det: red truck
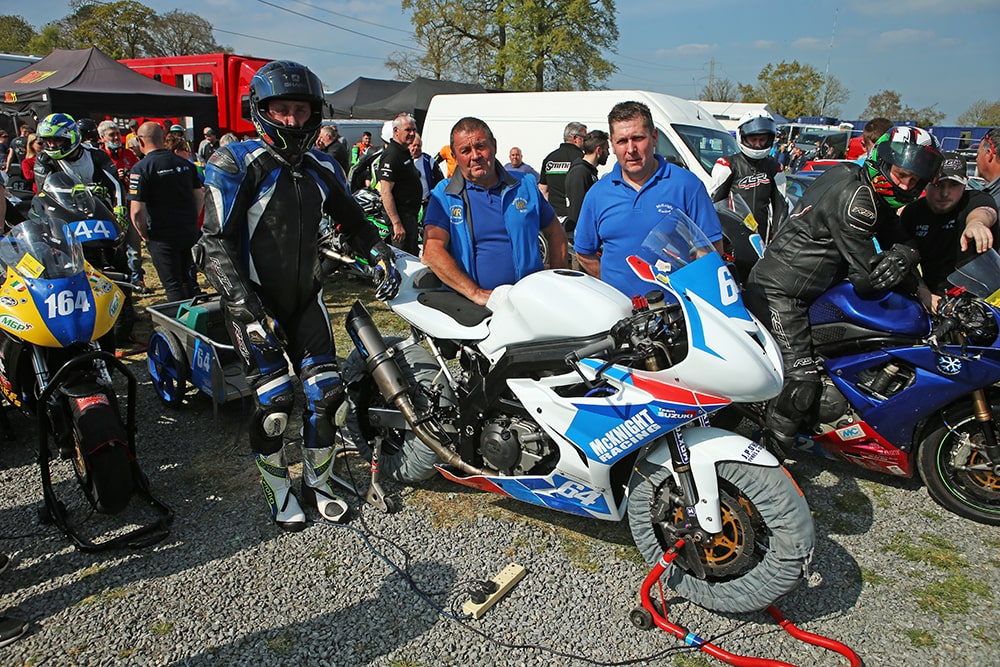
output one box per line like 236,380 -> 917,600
119,53 -> 271,137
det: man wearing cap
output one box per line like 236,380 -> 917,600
198,127 -> 220,163
901,151 -> 998,311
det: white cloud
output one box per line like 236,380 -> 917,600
656,43 -> 716,57
752,40 -> 778,49
878,28 -> 936,46
791,37 -> 826,49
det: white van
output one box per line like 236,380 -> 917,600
421,90 -> 737,188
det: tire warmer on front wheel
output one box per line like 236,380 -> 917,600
38,350 -> 173,552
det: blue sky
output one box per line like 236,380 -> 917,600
17,0 -> 1000,124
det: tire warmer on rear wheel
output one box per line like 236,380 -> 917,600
38,350 -> 173,552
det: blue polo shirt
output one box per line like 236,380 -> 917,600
425,168 -> 555,290
574,155 -> 721,299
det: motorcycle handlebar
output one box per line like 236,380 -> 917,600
565,335 -> 615,365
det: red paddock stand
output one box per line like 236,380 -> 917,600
631,539 -> 863,667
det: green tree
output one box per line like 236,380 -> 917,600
68,0 -> 155,59
395,0 -> 617,91
0,15 -> 37,54
26,24 -> 75,55
738,60 -> 848,119
698,77 -> 739,102
957,100 -> 1000,127
147,10 -> 229,57
861,89 -> 945,128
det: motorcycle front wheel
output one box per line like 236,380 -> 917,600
918,409 -> 1000,525
627,461 -> 814,614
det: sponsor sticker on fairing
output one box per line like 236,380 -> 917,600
0,314 -> 31,333
587,408 -> 662,462
836,424 -> 865,441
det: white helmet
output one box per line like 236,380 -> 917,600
737,110 -> 777,160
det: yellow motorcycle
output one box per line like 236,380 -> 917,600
0,213 -> 171,551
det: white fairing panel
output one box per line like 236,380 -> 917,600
478,270 -> 633,362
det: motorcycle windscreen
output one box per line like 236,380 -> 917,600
948,248 -> 1000,305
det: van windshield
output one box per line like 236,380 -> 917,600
671,125 -> 739,173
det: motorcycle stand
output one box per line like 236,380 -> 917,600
37,351 -> 173,552
327,427 -> 396,514
631,538 -> 862,667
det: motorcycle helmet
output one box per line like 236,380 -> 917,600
77,118 -> 99,145
37,112 -> 82,160
866,126 -> 943,209
249,60 -> 324,162
736,111 -> 777,160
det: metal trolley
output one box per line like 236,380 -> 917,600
146,294 -> 250,413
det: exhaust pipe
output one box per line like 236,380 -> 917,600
345,302 -> 485,476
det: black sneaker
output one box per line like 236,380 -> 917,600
0,615 -> 28,648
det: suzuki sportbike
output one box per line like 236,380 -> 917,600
0,214 -> 171,550
342,208 -> 814,613
30,172 -> 137,347
731,249 -> 1000,525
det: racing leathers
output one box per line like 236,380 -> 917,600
708,152 -> 787,241
744,163 -> 918,450
196,141 -> 385,460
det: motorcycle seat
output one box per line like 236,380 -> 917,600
416,291 -> 491,327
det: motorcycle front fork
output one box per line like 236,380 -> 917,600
653,424 -> 712,579
969,388 -> 1000,475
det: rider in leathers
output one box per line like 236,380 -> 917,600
745,127 -> 943,453
34,113 -> 124,214
709,111 -> 787,242
196,60 -> 399,530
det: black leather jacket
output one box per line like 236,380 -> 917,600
197,141 -> 381,321
747,163 -> 907,301
34,146 -> 123,207
709,152 -> 787,238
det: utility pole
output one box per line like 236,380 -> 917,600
821,8 -> 839,117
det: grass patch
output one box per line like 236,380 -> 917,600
673,655 -> 713,667
78,564 -> 105,579
151,621 -> 175,636
914,572 -> 991,618
117,647 -> 137,659
77,587 -> 132,606
389,661 -> 427,667
860,567 -> 889,586
903,628 -> 937,648
832,490 -> 868,514
556,528 -> 600,573
615,544 -> 645,565
888,533 -> 968,572
265,631 -> 296,656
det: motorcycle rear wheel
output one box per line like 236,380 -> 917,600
918,410 -> 1000,525
72,412 -> 134,515
628,461 -> 813,613
343,338 -> 455,483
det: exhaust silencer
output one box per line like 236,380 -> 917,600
345,301 -> 486,476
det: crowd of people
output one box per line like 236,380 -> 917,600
2,55 -> 1000,648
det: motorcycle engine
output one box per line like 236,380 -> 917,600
814,376 -> 855,434
480,415 -> 555,475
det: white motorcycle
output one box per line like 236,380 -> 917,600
341,207 -> 814,613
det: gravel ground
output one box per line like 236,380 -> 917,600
2,281 -> 1000,667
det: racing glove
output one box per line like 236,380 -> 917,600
869,243 -> 920,291
369,241 -> 400,301
225,300 -> 287,352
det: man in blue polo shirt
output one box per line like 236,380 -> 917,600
422,116 -> 568,306
574,101 -> 723,299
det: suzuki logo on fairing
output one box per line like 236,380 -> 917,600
588,409 -> 661,462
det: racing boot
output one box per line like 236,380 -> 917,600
254,450 -> 306,531
301,446 -> 350,524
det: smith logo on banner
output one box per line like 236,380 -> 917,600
15,70 -> 57,85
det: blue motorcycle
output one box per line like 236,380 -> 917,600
734,250 -> 1000,525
